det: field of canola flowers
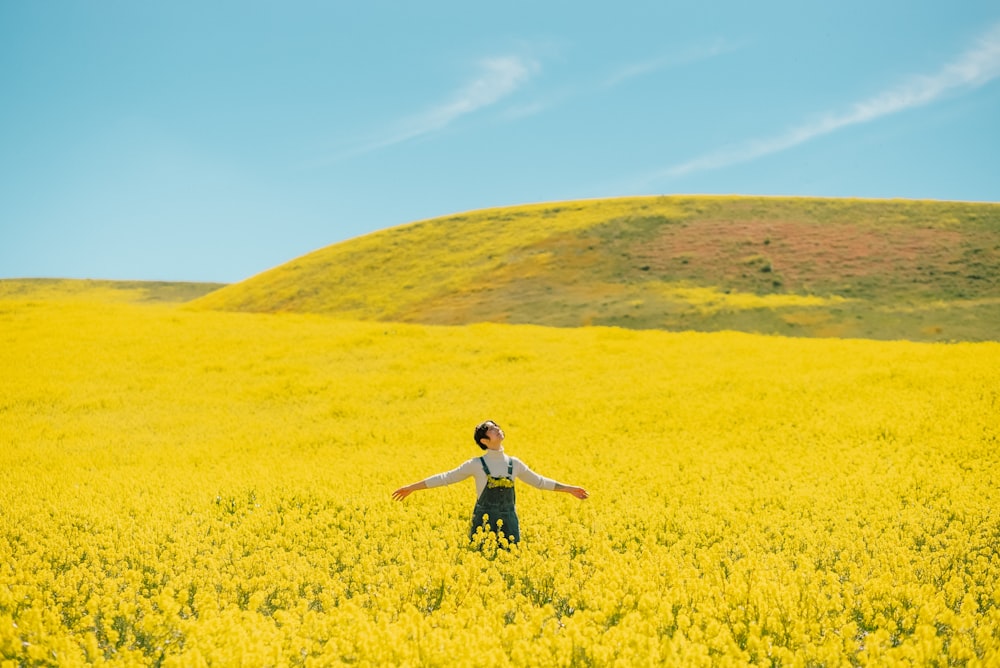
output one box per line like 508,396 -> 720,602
1,294 -> 999,666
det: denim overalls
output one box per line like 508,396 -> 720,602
469,456 -> 519,543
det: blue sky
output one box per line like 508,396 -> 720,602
2,1 -> 999,283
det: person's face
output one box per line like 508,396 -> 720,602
481,422 -> 505,450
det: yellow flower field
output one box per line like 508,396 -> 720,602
1,294 -> 998,666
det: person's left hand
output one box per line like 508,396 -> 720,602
392,486 -> 414,501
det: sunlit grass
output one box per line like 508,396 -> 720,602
650,284 -> 853,313
192,197 -> 685,317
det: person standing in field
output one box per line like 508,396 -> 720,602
392,420 -> 589,544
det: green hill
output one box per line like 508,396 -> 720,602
191,195 -> 1000,342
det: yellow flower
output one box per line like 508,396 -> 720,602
2,289 -> 998,666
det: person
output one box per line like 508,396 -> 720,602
392,420 -> 589,544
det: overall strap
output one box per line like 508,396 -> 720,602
507,458 -> 514,477
478,457 -> 491,476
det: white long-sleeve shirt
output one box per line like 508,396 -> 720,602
423,447 -> 560,500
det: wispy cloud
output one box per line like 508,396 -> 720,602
321,55 -> 538,163
604,38 -> 744,88
654,22 -> 1000,180
503,39 -> 742,122
313,39 -> 743,167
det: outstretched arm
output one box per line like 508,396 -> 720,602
392,481 -> 428,501
511,459 -> 589,499
395,459 -> 477,501
554,483 -> 589,500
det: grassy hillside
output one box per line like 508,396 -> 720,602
190,196 -> 1000,342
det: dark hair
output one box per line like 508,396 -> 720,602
473,420 -> 497,450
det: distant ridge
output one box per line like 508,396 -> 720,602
0,278 -> 225,304
191,195 -> 1000,342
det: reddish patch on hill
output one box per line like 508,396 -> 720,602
633,219 -> 994,295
